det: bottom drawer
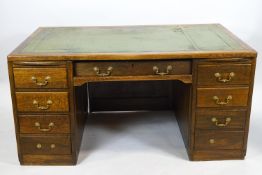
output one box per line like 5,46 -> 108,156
195,131 -> 244,150
20,135 -> 71,155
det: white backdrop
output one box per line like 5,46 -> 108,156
0,0 -> 262,175
1,0 -> 262,82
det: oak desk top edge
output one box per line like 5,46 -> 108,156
8,24 -> 257,61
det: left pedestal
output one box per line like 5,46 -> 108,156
8,61 -> 87,165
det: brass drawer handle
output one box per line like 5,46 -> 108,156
211,117 -> 231,127
214,72 -> 235,83
213,95 -> 232,105
153,65 -> 172,76
93,66 -> 113,76
36,143 -> 42,149
31,76 -> 51,86
209,139 -> 215,144
34,122 -> 54,132
33,100 -> 53,110
50,144 -> 56,149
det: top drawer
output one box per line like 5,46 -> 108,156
197,63 -> 252,86
13,68 -> 68,89
74,60 -> 191,77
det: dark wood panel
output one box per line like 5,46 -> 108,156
196,109 -> 247,129
197,87 -> 249,107
20,135 -> 71,155
197,63 -> 251,86
16,92 -> 69,112
89,81 -> 171,98
19,115 -> 70,134
195,130 -> 244,150
91,97 -> 171,111
8,61 -> 23,164
173,81 -> 192,149
14,68 -> 68,89
72,84 -> 88,155
242,57 -> 257,158
89,81 -> 173,111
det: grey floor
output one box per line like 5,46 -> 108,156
78,111 -> 187,163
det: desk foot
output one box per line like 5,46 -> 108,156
189,150 -> 245,161
20,155 -> 76,165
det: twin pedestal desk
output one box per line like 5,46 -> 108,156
8,24 -> 257,165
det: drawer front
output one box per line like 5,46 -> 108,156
75,60 -> 191,76
19,115 -> 70,134
195,131 -> 244,150
20,135 -> 71,155
13,68 -> 68,88
16,92 -> 69,112
195,110 -> 247,129
197,87 -> 249,107
197,63 -> 251,85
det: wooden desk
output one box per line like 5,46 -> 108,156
8,24 -> 257,165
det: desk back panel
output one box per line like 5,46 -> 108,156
88,81 -> 174,111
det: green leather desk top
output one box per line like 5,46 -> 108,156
9,24 -> 256,61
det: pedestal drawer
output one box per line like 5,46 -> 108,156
19,115 -> 70,134
195,131 -> 244,150
195,110 -> 247,129
197,87 -> 249,107
13,68 -> 68,89
20,135 -> 71,155
197,63 -> 251,85
16,92 -> 69,112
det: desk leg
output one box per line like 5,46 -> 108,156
68,62 -> 88,165
172,80 -> 193,159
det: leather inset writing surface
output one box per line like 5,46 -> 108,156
20,24 -> 245,54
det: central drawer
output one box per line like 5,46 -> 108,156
74,60 -> 191,76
